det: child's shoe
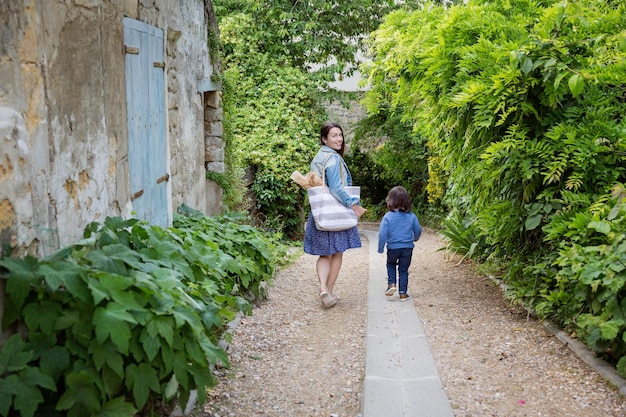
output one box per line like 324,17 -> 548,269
384,285 -> 396,296
399,293 -> 410,302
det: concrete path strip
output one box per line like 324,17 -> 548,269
361,230 -> 455,417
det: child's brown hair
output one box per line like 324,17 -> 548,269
386,186 -> 412,213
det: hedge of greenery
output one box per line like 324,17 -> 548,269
347,112 -> 436,223
0,206 -> 279,417
217,11 -> 325,237
362,0 -> 626,375
213,0 -> 409,237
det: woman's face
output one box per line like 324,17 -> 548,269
324,127 -> 343,151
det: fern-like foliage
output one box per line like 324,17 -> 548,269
363,0 -> 626,374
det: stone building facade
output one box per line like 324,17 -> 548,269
0,0 -> 224,257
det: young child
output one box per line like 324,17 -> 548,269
377,186 -> 422,301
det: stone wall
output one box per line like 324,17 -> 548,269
324,93 -> 367,153
0,0 -> 224,256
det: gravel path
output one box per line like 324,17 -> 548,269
201,229 -> 626,417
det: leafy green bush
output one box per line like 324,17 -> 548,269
348,112 -> 433,218
363,0 -> 626,374
218,12 -> 326,237
364,0 -> 626,251
213,0 -> 397,82
0,209 -> 276,416
439,213 -> 483,261
214,1 -> 406,237
532,186 -> 626,375
344,146 -> 389,221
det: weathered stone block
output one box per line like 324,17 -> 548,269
205,161 -> 224,173
205,121 -> 223,137
205,138 -> 224,162
204,105 -> 223,122
205,91 -> 221,109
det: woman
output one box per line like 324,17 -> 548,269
304,122 -> 366,308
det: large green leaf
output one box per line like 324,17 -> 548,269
183,334 -> 209,366
95,397 -> 136,417
0,375 -> 21,416
197,334 -> 229,367
200,304 -> 222,330
139,329 -> 160,362
187,364 -> 215,404
0,334 -> 32,373
100,366 -> 123,398
580,263 -> 604,286
600,319 -> 624,340
125,363 -> 160,409
588,220 -> 611,235
59,267 -> 92,302
99,244 -> 145,271
172,304 -> 202,328
11,377 -> 43,417
164,375 -> 179,400
93,303 -> 135,353
146,315 -> 175,347
171,351 -> 190,391
525,213 -> 542,231
87,272 -> 134,305
160,342 -> 174,375
87,251 -> 128,276
55,308 -> 81,330
20,367 -> 56,391
39,346 -> 70,381
23,301 -> 61,332
91,340 -> 124,378
40,263 -> 69,291
568,73 -> 584,97
56,371 -> 101,413
1,256 -> 41,310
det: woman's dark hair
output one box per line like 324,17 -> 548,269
386,186 -> 412,212
320,122 -> 345,156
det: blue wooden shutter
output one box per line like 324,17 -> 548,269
123,18 -> 169,227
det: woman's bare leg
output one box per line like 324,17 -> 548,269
316,255 -> 331,293
317,252 -> 343,307
325,252 -> 343,295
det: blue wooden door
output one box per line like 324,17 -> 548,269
123,18 -> 169,227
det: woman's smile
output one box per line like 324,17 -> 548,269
324,127 -> 344,151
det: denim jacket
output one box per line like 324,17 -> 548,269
310,146 -> 360,208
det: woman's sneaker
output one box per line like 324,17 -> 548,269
399,293 -> 410,302
384,285 -> 396,296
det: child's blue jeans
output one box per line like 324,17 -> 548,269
386,247 -> 413,294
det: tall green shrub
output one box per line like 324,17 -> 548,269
363,0 -> 626,252
362,0 -> 626,373
214,1 -> 408,237
217,12 -> 325,237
